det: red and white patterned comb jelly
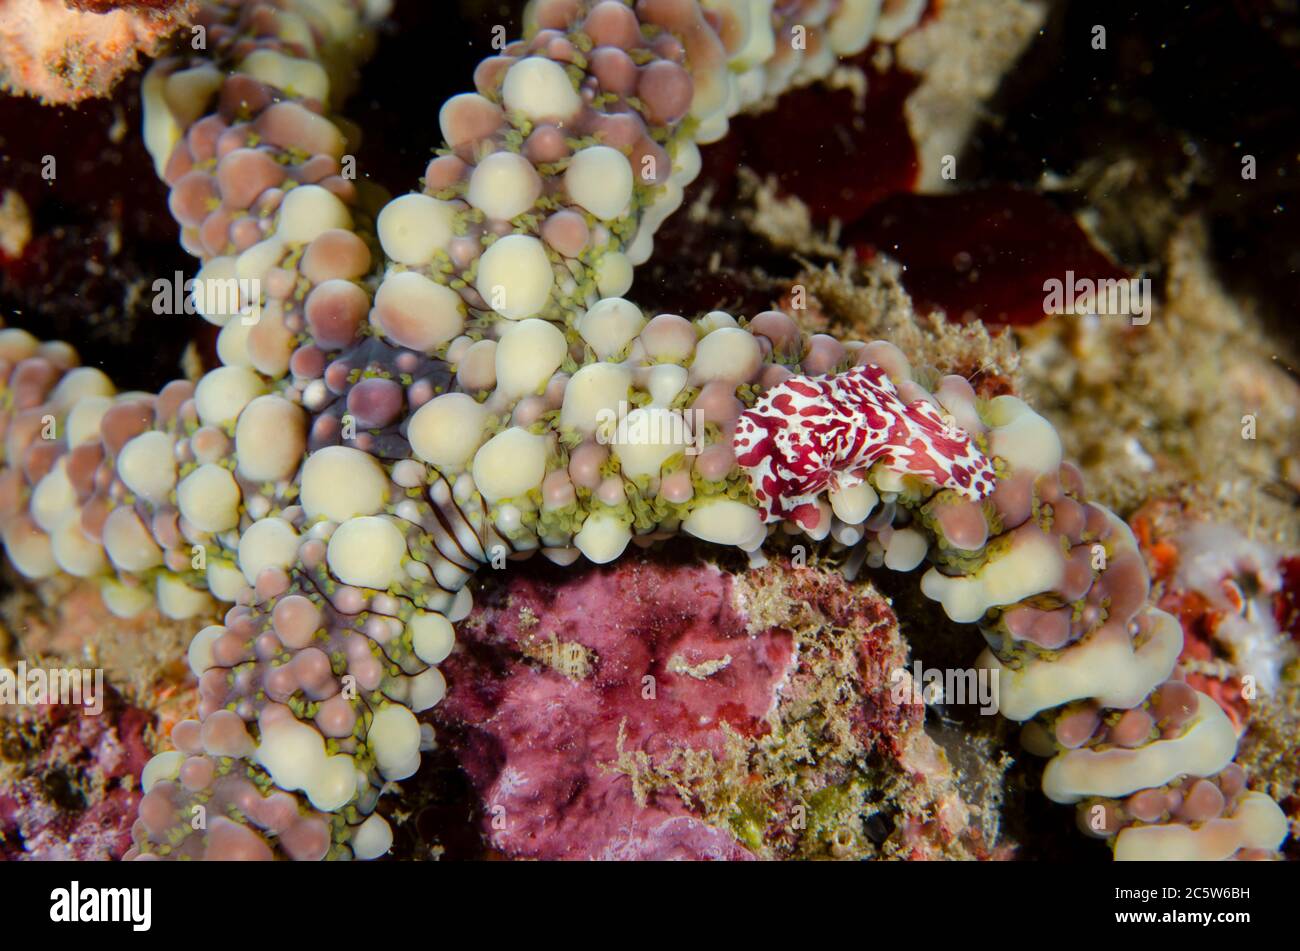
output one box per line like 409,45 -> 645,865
733,364 -> 997,530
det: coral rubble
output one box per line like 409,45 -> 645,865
0,0 -> 196,104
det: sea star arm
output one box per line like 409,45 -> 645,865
0,0 -> 1287,861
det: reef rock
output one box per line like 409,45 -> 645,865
0,692 -> 152,860
435,545 -> 991,860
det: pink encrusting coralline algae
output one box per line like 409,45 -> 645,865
0,0 -> 1289,861
435,548 -> 988,860
0,696 -> 154,860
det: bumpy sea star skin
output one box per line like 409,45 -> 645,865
0,0 -> 1288,860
